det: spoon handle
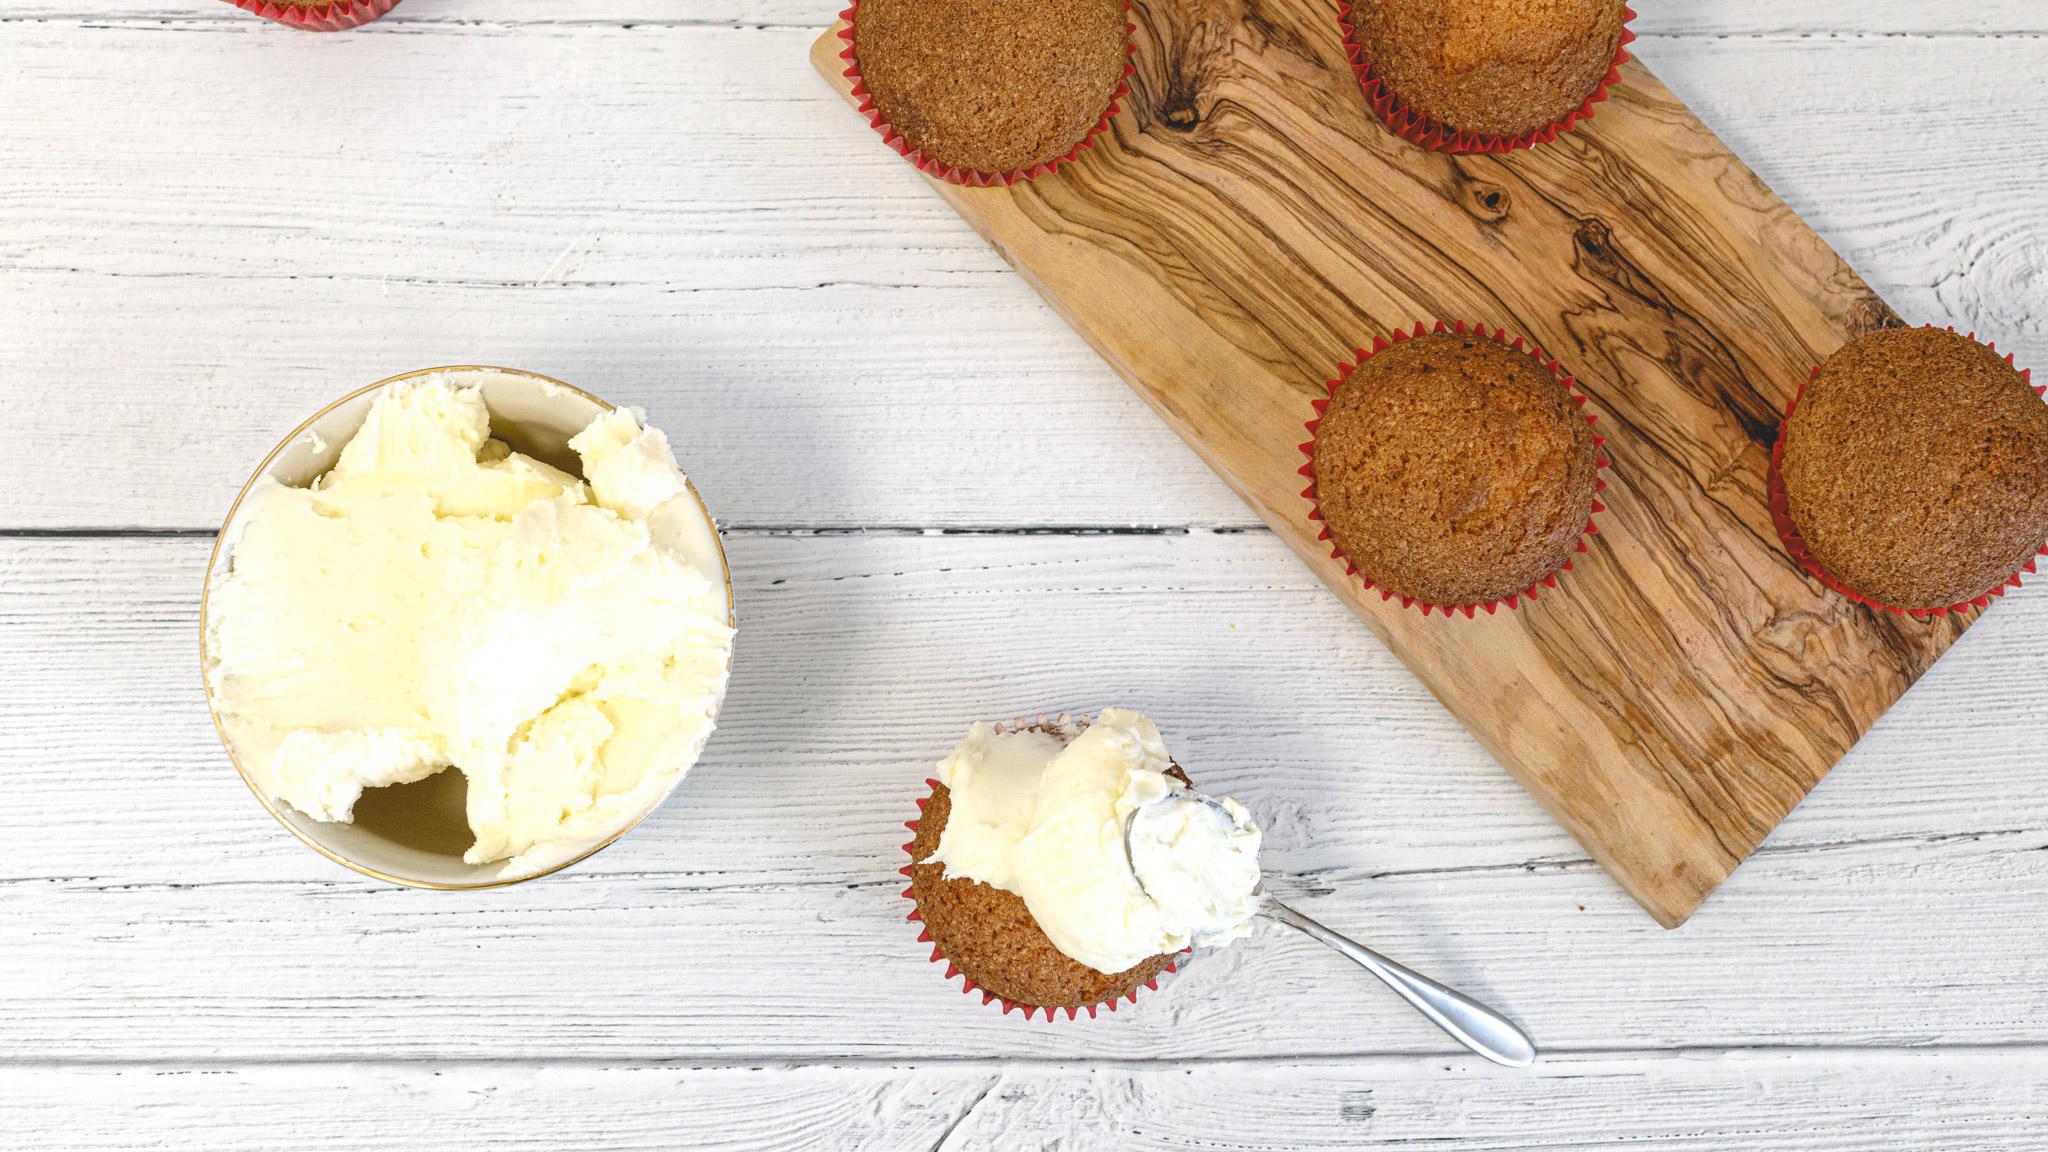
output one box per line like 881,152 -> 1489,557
1260,897 -> 1537,1068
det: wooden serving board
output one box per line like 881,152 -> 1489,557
810,5 -> 1975,927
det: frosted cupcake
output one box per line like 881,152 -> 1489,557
903,709 -> 1262,1018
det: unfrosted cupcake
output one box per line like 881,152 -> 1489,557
840,0 -> 1132,185
1774,326 -> 2048,613
224,0 -> 401,30
1339,0 -> 1633,151
1302,323 -> 1606,615
903,710 -> 1261,1019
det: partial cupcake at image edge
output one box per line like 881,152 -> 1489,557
1299,321 -> 1609,618
223,0 -> 401,31
1337,0 -> 1636,153
837,0 -> 1135,186
1769,325 -> 2048,617
902,710 -> 1263,1019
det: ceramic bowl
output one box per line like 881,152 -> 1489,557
200,366 -> 733,888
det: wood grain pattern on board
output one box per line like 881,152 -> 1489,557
810,3 -> 1978,927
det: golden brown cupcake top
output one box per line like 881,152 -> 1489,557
1312,330 -> 1600,608
853,0 -> 1127,175
1351,0 -> 1628,138
909,773 -> 1180,1013
1779,327 -> 2048,610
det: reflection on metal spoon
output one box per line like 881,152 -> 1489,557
1124,793 -> 1537,1069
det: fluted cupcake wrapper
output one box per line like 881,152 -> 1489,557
1767,325 -> 2046,619
1335,3 -> 1636,154
836,1 -> 1136,188
900,714 -> 1181,1021
222,0 -> 401,30
1298,320 -> 1611,619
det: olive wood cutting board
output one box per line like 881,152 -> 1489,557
809,4 -> 1975,927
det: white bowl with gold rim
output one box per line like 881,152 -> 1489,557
200,366 -> 734,889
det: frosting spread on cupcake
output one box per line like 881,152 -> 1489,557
930,709 -> 1262,975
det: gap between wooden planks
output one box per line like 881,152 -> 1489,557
809,2 -> 1976,927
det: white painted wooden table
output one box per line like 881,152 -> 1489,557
4,3 -> 2046,1147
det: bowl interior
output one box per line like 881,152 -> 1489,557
203,367 -> 732,888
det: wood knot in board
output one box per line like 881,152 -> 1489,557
1150,4 -> 1236,136
1158,93 -> 1203,132
1573,216 -> 1623,279
1465,181 -> 1512,222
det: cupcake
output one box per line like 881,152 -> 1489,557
1301,323 -> 1607,616
1773,326 -> 2048,615
1339,0 -> 1633,152
223,0 -> 401,30
839,0 -> 1133,186
903,710 -> 1262,1019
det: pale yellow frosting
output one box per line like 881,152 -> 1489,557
207,380 -> 733,876
931,709 -> 1262,974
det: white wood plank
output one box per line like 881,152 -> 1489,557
8,1050 -> 2048,1151
1636,2 -> 2048,35
1,28 -> 2042,528
14,839 -> 2048,1062
15,532 -> 2048,888
0,1063 -> 989,1152
6,534 -> 2048,1061
11,1 -> 2048,35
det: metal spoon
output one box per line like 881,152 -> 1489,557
1124,794 -> 1537,1069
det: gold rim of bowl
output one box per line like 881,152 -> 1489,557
198,365 -> 737,890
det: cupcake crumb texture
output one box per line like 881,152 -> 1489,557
1313,330 -> 1600,608
1780,326 -> 2048,610
1352,0 -> 1628,139
854,0 -> 1127,175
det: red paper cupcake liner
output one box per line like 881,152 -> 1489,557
899,715 -> 1180,1021
223,0 -> 401,31
1335,4 -> 1636,154
837,1 -> 1136,187
1298,320 -> 1611,618
1767,325 -> 2046,619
